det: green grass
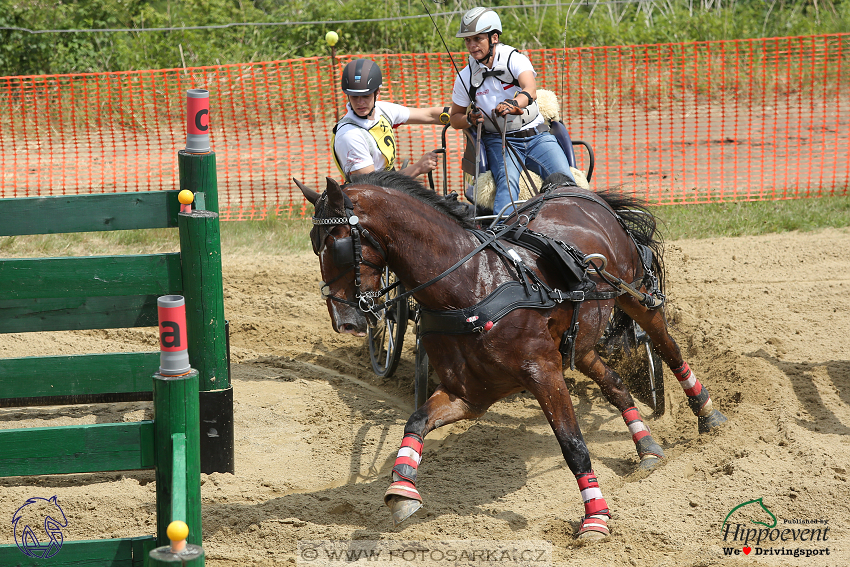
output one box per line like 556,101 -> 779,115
1,196 -> 847,257
655,195 -> 850,241
220,215 -> 314,255
0,228 -> 181,257
3,0 -> 850,75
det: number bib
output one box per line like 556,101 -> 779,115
368,113 -> 396,170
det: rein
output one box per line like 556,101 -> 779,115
313,186 -> 664,322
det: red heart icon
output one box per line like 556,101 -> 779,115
743,547 -> 752,555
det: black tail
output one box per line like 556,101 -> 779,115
594,189 -> 665,295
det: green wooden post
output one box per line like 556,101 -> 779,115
178,210 -> 234,474
178,211 -> 227,392
178,151 -> 218,213
153,370 -> 202,547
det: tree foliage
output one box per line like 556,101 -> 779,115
1,0 -> 849,75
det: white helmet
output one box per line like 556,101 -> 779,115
456,7 -> 502,38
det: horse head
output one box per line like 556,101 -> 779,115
296,177 -> 387,335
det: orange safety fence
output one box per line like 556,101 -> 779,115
1,34 -> 848,221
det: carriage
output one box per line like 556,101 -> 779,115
364,121 -> 666,415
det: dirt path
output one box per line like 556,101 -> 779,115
1,229 -> 848,566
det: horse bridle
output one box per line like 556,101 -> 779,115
311,194 -> 388,316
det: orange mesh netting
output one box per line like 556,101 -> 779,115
1,34 -> 847,220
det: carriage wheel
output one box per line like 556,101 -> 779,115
597,307 -> 665,416
367,269 -> 408,378
414,332 -> 430,410
644,339 -> 665,414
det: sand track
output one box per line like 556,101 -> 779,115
1,229 -> 848,566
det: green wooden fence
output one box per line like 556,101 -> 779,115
0,150 -> 228,566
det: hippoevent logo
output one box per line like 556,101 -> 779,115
721,497 -> 830,558
12,496 -> 68,559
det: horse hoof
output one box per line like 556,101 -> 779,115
635,435 -> 665,468
638,455 -> 662,471
577,516 -> 610,540
578,530 -> 608,541
386,495 -> 422,527
698,409 -> 728,434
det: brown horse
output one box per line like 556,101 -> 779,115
297,170 -> 726,539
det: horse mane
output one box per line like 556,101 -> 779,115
347,170 -> 476,229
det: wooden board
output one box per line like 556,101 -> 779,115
0,295 -> 159,334
0,192 -> 180,236
0,352 -> 160,403
0,536 -> 155,567
0,254 -> 183,299
0,421 -> 155,477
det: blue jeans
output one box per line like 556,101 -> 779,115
482,130 -> 575,215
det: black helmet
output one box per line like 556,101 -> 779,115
341,59 -> 382,96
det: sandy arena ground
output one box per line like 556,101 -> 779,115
1,227 -> 848,566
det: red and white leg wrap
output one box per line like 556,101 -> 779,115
575,471 -> 610,536
622,406 -> 650,444
622,406 -> 664,461
384,433 -> 424,505
672,362 -> 714,417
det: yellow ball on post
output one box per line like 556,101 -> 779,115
325,31 -> 339,47
149,519 -> 204,564
167,520 -> 189,542
178,190 -> 195,205
167,520 -> 189,554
